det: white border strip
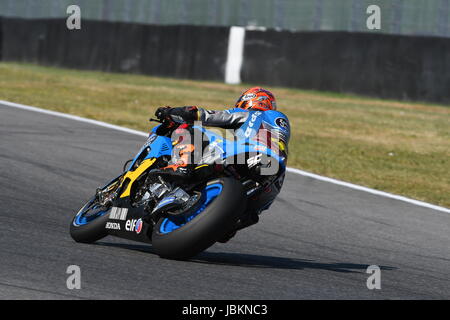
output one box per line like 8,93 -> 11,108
225,26 -> 245,85
1,99 -> 449,214
0,100 -> 148,137
286,168 -> 449,213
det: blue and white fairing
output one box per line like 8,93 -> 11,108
126,129 -> 173,171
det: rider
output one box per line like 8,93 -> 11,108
153,87 -> 278,174
152,87 -> 288,231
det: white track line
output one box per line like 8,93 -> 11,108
286,167 -> 449,213
1,99 -> 449,213
0,100 -> 148,137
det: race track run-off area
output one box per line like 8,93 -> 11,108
0,102 -> 449,299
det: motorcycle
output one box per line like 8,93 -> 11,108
70,110 -> 290,260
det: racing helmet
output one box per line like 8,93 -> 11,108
235,87 -> 277,111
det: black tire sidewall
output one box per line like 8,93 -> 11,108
69,198 -> 110,243
151,177 -> 247,260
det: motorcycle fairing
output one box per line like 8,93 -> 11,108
119,133 -> 173,199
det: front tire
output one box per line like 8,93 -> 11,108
70,196 -> 111,243
152,177 -> 247,260
70,176 -> 122,243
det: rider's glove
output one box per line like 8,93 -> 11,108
156,106 -> 200,124
155,106 -> 172,121
169,106 -> 200,124
154,106 -> 176,136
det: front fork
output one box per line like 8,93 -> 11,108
95,175 -> 123,207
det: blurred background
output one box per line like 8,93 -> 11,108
0,0 -> 449,206
2,0 -> 447,35
1,0 -> 450,102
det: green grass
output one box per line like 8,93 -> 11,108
0,62 -> 449,207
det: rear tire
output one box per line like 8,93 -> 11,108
152,177 -> 246,260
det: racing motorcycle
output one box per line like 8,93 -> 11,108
70,110 -> 290,260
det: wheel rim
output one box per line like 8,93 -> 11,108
73,198 -> 109,226
159,183 -> 223,234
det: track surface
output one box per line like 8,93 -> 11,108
0,104 -> 449,299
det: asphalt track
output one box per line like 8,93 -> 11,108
0,103 -> 449,300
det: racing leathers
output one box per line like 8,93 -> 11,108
153,106 -> 289,221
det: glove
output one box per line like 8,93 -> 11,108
155,118 -> 177,136
155,106 -> 200,124
155,106 -> 172,121
154,106 -> 175,136
169,106 -> 199,123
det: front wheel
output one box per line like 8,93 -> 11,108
69,177 -> 120,243
151,177 -> 247,260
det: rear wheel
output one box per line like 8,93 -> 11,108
151,177 -> 246,260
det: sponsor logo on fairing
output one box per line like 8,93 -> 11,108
275,117 -> 289,131
109,207 -> 128,220
135,219 -> 143,234
125,218 -> 143,234
247,154 -> 262,168
105,222 -> 121,230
